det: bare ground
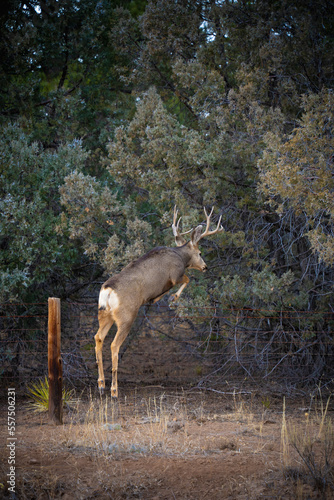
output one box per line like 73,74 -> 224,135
1,385 -> 333,499
1,326 -> 334,499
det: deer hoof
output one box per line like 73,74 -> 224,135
111,387 -> 118,399
98,379 -> 105,395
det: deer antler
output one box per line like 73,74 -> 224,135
194,207 -> 224,243
172,206 -> 193,246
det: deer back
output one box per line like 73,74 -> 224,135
101,246 -> 187,308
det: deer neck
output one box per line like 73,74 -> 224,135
173,242 -> 194,268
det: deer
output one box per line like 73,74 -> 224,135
94,206 -> 223,398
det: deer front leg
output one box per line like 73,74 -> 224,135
150,290 -> 170,304
95,311 -> 113,394
170,275 -> 189,302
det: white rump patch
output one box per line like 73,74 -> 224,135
99,288 -> 119,311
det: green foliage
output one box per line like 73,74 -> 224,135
217,268 -> 307,312
1,0 -> 334,384
59,170 -> 155,273
259,90 -> 334,264
107,87 -> 217,209
0,123 -> 87,301
56,1 -> 333,339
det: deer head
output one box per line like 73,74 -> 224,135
172,206 -> 224,271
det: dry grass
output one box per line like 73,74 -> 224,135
52,391 -> 205,459
281,392 -> 334,495
1,387 -> 333,499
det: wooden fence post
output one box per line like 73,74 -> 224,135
48,297 -> 63,424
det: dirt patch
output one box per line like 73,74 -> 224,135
1,387 -> 333,499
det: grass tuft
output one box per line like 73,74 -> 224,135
26,376 -> 76,412
282,394 -> 334,494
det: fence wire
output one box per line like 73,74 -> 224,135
1,300 -> 333,391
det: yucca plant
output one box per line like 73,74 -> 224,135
26,377 -> 76,412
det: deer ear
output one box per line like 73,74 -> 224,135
191,225 -> 203,245
175,234 -> 187,247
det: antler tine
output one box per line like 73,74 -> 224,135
172,205 -> 180,237
198,206 -> 224,240
172,205 -> 193,238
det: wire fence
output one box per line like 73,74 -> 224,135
1,300 -> 334,392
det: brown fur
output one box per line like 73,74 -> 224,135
94,207 -> 223,397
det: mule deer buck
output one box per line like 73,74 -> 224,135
95,206 -> 223,397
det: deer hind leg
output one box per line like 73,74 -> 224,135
110,317 -> 135,398
170,275 -> 189,302
95,310 -> 114,394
